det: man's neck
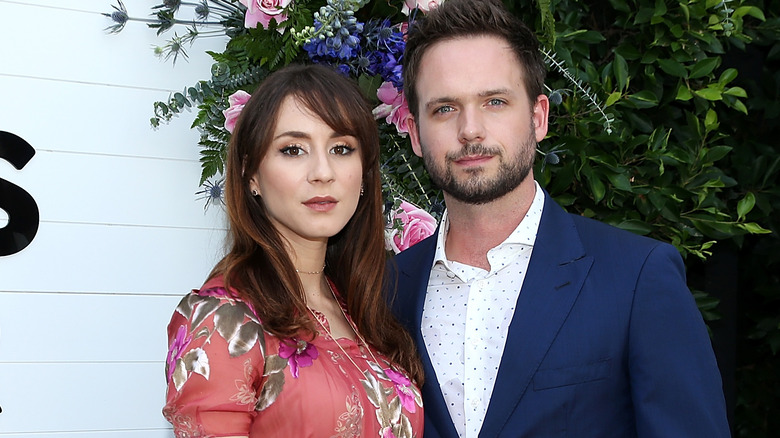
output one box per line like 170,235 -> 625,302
444,179 -> 537,270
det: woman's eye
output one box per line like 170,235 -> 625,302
331,144 -> 355,155
280,145 -> 304,156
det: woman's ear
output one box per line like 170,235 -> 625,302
248,176 -> 261,197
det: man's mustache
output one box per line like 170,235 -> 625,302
446,143 -> 501,161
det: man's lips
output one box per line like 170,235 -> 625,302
303,196 -> 337,212
454,154 -> 493,166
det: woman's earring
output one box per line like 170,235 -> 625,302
252,189 -> 259,197
360,184 -> 364,197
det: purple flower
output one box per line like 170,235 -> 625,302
166,325 -> 192,381
385,368 -> 417,413
279,338 -> 318,378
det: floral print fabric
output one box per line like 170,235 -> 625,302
163,277 -> 423,438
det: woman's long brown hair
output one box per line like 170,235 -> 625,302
209,64 -> 423,384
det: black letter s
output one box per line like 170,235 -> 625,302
0,131 -> 39,256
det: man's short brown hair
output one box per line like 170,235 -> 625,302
403,0 -> 546,118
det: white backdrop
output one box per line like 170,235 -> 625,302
0,1 -> 229,436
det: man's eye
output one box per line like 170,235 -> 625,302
331,144 -> 355,155
488,98 -> 505,106
435,105 -> 454,114
280,145 -> 304,156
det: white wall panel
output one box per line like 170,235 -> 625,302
0,74 -> 210,160
1,149 -> 227,227
0,1 -> 232,434
0,293 -> 182,362
0,222 -> 225,294
0,1 -> 228,90
0,362 -> 174,434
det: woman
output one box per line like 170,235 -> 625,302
163,64 -> 424,437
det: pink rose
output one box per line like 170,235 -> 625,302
402,0 -> 444,15
238,0 -> 293,29
223,90 -> 251,133
373,81 -> 411,135
386,200 -> 437,254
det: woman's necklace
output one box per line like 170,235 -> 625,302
306,281 -> 381,374
296,264 -> 325,275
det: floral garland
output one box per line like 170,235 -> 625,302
105,0 -> 446,251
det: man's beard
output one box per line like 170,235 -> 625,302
421,131 -> 536,205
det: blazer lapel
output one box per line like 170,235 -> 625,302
395,234 -> 460,438
479,194 -> 594,437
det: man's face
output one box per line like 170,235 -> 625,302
407,35 -> 548,205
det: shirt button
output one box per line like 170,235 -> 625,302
471,399 -> 479,409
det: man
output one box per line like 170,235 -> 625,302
390,0 -> 731,437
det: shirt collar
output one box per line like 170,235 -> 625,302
432,181 -> 546,272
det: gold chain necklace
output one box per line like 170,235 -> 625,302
306,281 -> 381,374
296,264 -> 326,275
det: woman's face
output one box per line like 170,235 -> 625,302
249,96 -> 363,246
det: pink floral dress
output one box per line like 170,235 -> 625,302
163,277 -> 424,438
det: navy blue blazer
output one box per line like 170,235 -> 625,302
390,191 -> 730,438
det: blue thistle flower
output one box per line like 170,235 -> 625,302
103,0 -> 129,34
196,178 -> 225,211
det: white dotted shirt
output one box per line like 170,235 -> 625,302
421,182 -> 545,438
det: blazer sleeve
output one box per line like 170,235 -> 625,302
628,242 -> 730,437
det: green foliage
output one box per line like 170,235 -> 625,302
501,0 -> 777,435
716,1 -> 780,434
514,0 -> 769,262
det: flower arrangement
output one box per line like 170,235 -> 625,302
105,0 -> 454,250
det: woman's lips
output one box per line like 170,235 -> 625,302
303,196 -> 337,212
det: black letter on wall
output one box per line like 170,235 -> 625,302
0,131 -> 39,256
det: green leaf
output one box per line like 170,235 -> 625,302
704,145 -> 732,163
718,68 -> 738,85
723,86 -> 747,98
582,165 -> 606,203
694,88 -> 723,101
613,53 -> 629,90
605,91 -> 622,107
626,90 -> 659,108
690,57 -> 720,79
704,109 -> 718,132
616,219 -> 654,235
634,7 -> 655,24
737,192 -> 756,220
606,172 -> 633,191
732,6 -> 766,21
676,84 -> 693,101
658,58 -> 688,78
738,222 -> 772,234
731,99 -> 748,114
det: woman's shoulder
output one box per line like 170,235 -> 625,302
172,275 -> 259,327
